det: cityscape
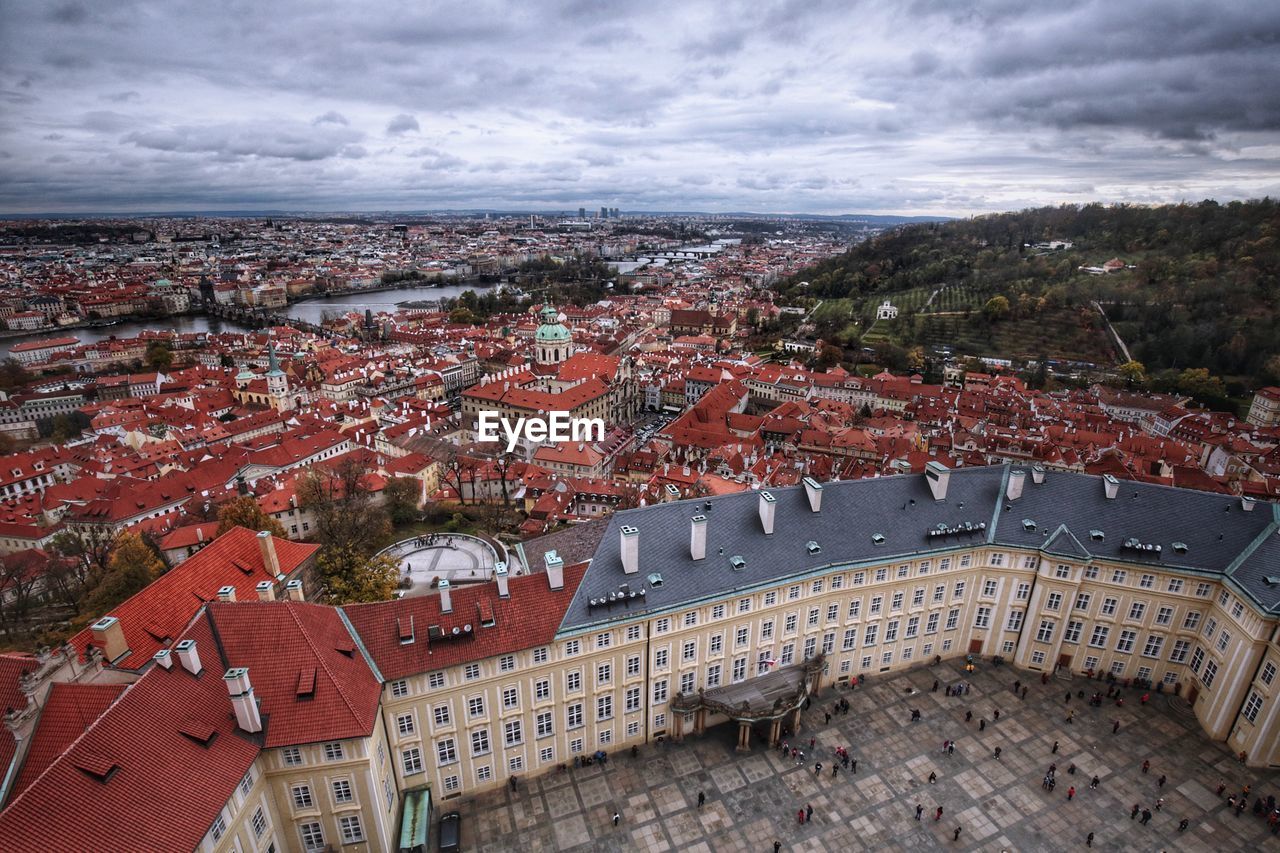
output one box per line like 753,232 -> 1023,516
1,2 -> 1279,852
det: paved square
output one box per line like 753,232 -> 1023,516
452,663 -> 1280,851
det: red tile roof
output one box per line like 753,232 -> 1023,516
7,682 -> 125,802
343,562 -> 588,680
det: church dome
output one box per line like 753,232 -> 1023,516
535,305 -> 571,343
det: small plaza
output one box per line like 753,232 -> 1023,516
378,534 -> 506,596
454,661 -> 1280,852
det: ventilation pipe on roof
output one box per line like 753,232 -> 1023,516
217,585 -> 236,603
495,561 -> 510,598
256,580 -> 276,601
90,616 -> 128,664
544,550 -> 565,590
257,530 -> 281,577
925,461 -> 950,501
690,515 -> 707,560
153,649 -> 173,670
802,477 -> 823,512
1006,469 -> 1026,502
224,667 -> 263,734
1242,496 -> 1256,512
620,525 -> 640,574
1031,464 -> 1046,485
1103,474 -> 1120,500
285,579 -> 304,602
759,490 -> 776,534
439,579 -> 453,613
175,639 -> 202,676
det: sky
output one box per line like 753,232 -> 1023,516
1,0 -> 1278,216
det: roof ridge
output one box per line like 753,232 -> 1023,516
285,603 -> 368,730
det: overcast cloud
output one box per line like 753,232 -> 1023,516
0,0 -> 1277,215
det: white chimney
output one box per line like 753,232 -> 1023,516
803,476 -> 823,512
217,585 -> 236,603
439,579 -> 453,613
759,490 -> 776,534
175,639 -> 202,676
544,550 -> 564,590
257,530 -> 280,576
153,649 -> 173,670
90,616 -> 128,664
1103,474 -> 1119,500
925,461 -> 950,501
285,579 -> 304,602
223,667 -> 263,734
1242,497 -> 1256,512
1006,469 -> 1026,502
495,561 -> 510,598
620,525 -> 640,574
1031,464 -> 1046,484
256,580 -> 275,601
690,515 -> 707,561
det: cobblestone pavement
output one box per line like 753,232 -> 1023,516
450,663 -> 1280,851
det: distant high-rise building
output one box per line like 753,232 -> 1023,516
579,207 -> 586,219
611,207 -> 620,218
600,206 -> 608,219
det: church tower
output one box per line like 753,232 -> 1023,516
265,340 -> 292,410
534,304 -> 572,367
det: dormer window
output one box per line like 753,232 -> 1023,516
871,533 -> 886,545
1089,530 -> 1105,541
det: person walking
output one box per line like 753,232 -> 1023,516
993,709 -> 1001,721
1021,686 -> 1029,699
935,806 -> 944,822
808,737 -> 815,751
1090,775 -> 1100,789
1113,720 -> 1121,734
832,764 -> 839,779
851,758 -> 857,773
814,762 -> 823,777
1155,797 -> 1164,812
797,808 -> 806,825
953,826 -> 962,841
806,803 -> 813,823
1216,780 -> 1226,796
1157,774 -> 1166,788
1086,831 -> 1094,847
994,747 -> 1002,760
1052,740 -> 1060,754
612,811 -> 621,827
947,742 -> 955,756
980,718 -> 986,731
1178,818 -> 1189,832
774,842 -> 782,853
1140,808 -> 1152,825
1141,759 -> 1150,774
1067,786 -> 1075,800
697,791 -> 705,809
932,679 -> 939,692
1130,803 -> 1140,820
929,771 -> 937,784
1065,691 -> 1071,703
825,711 -> 831,725
1066,710 -> 1074,724
965,710 -> 972,722
916,803 -> 924,820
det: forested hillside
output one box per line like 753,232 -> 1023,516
781,200 -> 1280,393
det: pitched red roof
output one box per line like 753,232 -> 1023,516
68,527 -> 318,669
7,682 -> 125,802
343,562 -> 588,680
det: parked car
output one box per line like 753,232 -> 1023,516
439,811 -> 461,853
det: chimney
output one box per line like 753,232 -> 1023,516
256,530 -> 281,577
759,490 -> 776,534
196,527 -> 205,543
1242,496 -> 1256,512
90,616 -> 128,663
217,585 -> 236,603
1031,464 -> 1046,485
153,649 -> 173,670
439,579 -> 453,613
620,525 -> 640,574
802,476 -> 823,512
1102,474 -> 1119,500
1006,469 -> 1026,502
175,639 -> 202,676
495,561 -> 510,598
285,579 -> 304,601
925,461 -> 950,501
544,550 -> 564,590
690,515 -> 707,560
223,667 -> 263,734
256,580 -> 275,601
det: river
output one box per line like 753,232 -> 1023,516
2,281 -> 493,356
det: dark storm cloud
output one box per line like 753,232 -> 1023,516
0,0 -> 1276,213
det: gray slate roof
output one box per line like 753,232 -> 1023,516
556,464 -> 1280,634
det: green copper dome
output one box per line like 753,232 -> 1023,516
535,305 -> 570,343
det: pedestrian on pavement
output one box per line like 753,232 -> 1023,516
612,811 -> 620,827
916,803 -> 924,820
965,683 -> 971,695
1236,799 -> 1247,817
1130,803 -> 1140,820
946,685 -> 952,696
1113,720 -> 1121,734
1014,680 -> 1022,693
953,826 -> 962,841
1022,686 -> 1029,699
965,710 -> 972,722
825,712 -> 831,725
1090,775 -> 1100,789
1065,692 -> 1071,703
809,737 -> 815,750
932,679 -> 939,692
814,762 -> 823,777
851,758 -> 858,773
1086,831 -> 1094,847
1228,795 -> 1237,810
929,771 -> 937,784
1141,760 -> 1150,774
697,791 -> 705,809
994,747 -> 1002,760
774,842 -> 782,853
948,742 -> 955,756
994,709 -> 1001,721
980,718 -> 986,731
1066,710 -> 1074,724
1178,818 -> 1189,832
797,808 -> 805,825
1049,777 -> 1057,792
1155,797 -> 1164,811
1140,808 -> 1152,825
1068,786 -> 1075,800
1052,740 -> 1060,754
1216,780 -> 1226,796
832,765 -> 839,779
935,806 -> 944,821
1157,774 -> 1166,788
806,803 -> 813,823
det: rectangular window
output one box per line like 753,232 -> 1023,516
1016,582 -> 1030,600
732,657 -> 746,683
1204,617 -> 1217,639
597,631 -> 613,648
332,779 -> 353,804
1112,570 -> 1126,584
1100,597 -> 1117,616
283,746 -> 302,766
1155,606 -> 1173,626
891,592 -> 904,611
323,742 -> 344,761
391,679 -> 409,698
1139,574 -> 1155,589
762,620 -> 775,641
990,553 -> 1005,567
653,678 -> 669,702
863,624 -> 879,646
566,639 -> 582,655
710,634 -> 723,654
435,738 -> 456,765
1232,601 -> 1244,619
1084,655 -> 1099,671
1083,566 -> 1098,580
842,628 -> 857,650
974,607 -> 991,629
596,695 -> 613,721
598,663 -> 613,685
500,654 -> 516,671
875,568 -> 887,583
765,591 -> 778,606
1115,629 -> 1136,653
1036,620 -> 1055,643
625,685 -> 641,712
443,775 -> 460,793
1169,639 -> 1191,663
1089,625 -> 1109,648
736,626 -> 750,647
504,686 -> 520,708
913,587 -> 925,607
933,585 -> 945,603
831,575 -> 845,589
919,561 -> 932,575
1183,611 -> 1202,631
1202,659 -> 1218,689
626,655 -> 641,677
300,822 -> 325,851
1063,620 -> 1082,644
534,646 -> 551,663
1006,610 -> 1024,632
885,620 -> 900,642
983,579 -> 998,597
433,705 -> 451,727
1190,646 -> 1205,673
925,613 -> 939,634
339,816 -> 365,844
1217,630 -> 1231,652
1243,691 -> 1264,723
292,784 -> 314,809
737,598 -> 751,613
826,604 -> 839,622
251,808 -> 266,838
870,596 -> 882,615
397,713 -> 415,736
959,555 -> 971,568
847,601 -> 861,619
953,581 -> 965,600
504,719 -> 523,747
1218,589 -> 1230,606
1031,650 -> 1046,665
535,679 -> 551,701
1046,592 -> 1062,611
683,611 -> 698,628
906,616 -> 920,638
780,643 -> 795,665
1196,583 -> 1212,597
240,770 -> 253,797
1167,579 -> 1183,593
625,626 -> 640,642
1262,662 -> 1277,686
1075,592 -> 1091,611
654,648 -> 670,669
881,650 -> 893,665
470,729 -> 490,756
706,664 -> 721,688
712,604 -> 726,620
1142,635 -> 1164,658
468,696 -> 485,718
536,711 -> 554,738
464,664 -> 480,680
1054,565 -> 1071,579
477,764 -> 493,782
945,609 -> 959,631
1128,602 -> 1146,621
813,578 -> 825,593
654,618 -> 670,634
567,703 -> 584,729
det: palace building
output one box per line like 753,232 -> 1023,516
3,463 -> 1280,851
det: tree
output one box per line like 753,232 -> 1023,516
382,477 -> 421,526
82,531 -> 166,616
1118,360 -> 1147,386
0,358 -> 30,393
217,495 -> 287,538
297,458 -> 390,553
982,295 -> 1010,322
816,343 -> 844,370
1175,367 -> 1228,406
145,340 -> 173,372
317,545 -> 400,604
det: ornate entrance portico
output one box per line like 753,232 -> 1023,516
669,654 -> 825,752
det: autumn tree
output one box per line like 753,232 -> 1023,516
317,545 -> 400,604
1118,360 -> 1147,387
217,495 -> 287,538
382,476 -> 421,526
82,531 -> 166,617
297,457 -> 390,553
145,340 -> 173,372
982,295 -> 1010,322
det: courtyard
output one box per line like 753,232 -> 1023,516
378,534 -> 504,596
452,661 -> 1280,851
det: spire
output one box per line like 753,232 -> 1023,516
266,338 -> 284,377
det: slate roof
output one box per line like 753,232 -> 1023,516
562,464 -> 1280,632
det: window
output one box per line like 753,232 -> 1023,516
1204,617 -> 1217,639
251,808 -> 267,838
403,747 -> 425,774
1217,630 -> 1231,652
654,679 -> 669,702
813,578 -> 826,593
736,626 -> 750,646
464,663 -> 481,680
990,553 -> 1005,567
1116,629 -> 1136,653
1128,602 -> 1146,621
1064,620 -> 1083,643
536,678 -> 551,701
1163,671 -> 1179,685
1170,639 -> 1191,663
939,558 -> 951,571
913,588 -> 925,607
1203,659 -> 1218,689
757,651 -> 773,675
210,815 -> 226,842
567,703 -> 584,729
654,648 -> 669,669
339,815 -> 365,844
397,713 -> 415,736
504,720 -> 523,747
1016,582 -> 1031,600
870,596 -> 882,615
443,774 -> 460,793
953,581 -> 965,600
1075,592 -> 1091,611
478,765 -> 493,782
567,671 -> 582,692
1110,660 -> 1126,677
1218,589 -> 1230,606
706,664 -> 721,688
712,604 -> 726,620
1155,606 -> 1173,626
1036,620 -> 1055,643
762,620 -> 775,641
1031,650 -> 1046,665
565,639 -> 581,655
471,729 -> 490,756
1167,579 -> 1183,593
737,598 -> 752,614
1089,626 -> 1110,648
1262,662 -> 1277,686
891,592 -> 904,611
875,568 -> 888,582
502,686 -> 520,709
597,695 -> 613,721
945,609 -> 959,631
428,671 -> 446,690
864,624 -> 879,646
974,607 -> 991,629
1006,610 -> 1024,632
842,628 -> 857,650
240,770 -> 254,796
1100,597 -> 1117,616
283,746 -> 302,766
710,634 -> 724,654
885,620 -> 900,642
1190,646 -> 1205,674
925,613 -> 939,634
881,650 -> 893,665
292,784 -> 314,809
1183,611 -> 1202,631
436,738 -> 457,765
625,626 -> 640,642
732,657 -> 746,683
500,654 -> 516,672
1084,566 -> 1098,580
468,696 -> 485,718
1140,574 -> 1155,589
332,779 -> 353,804
1084,655 -> 1099,671
1054,565 -> 1071,579
919,561 -> 932,575
906,616 -> 920,638
847,601 -> 861,619
1046,592 -> 1062,611
898,564 -> 911,578
433,705 -> 451,727
627,721 -> 641,737
788,584 -> 801,600
959,555 -> 971,568
598,663 -> 613,685
832,574 -> 845,588
655,618 -> 670,634
1143,635 -> 1164,658
933,585 -> 945,603
391,679 -> 409,698
1243,691 -> 1264,723
1232,601 -> 1244,619
323,742 -> 344,761
300,822 -> 325,851
765,591 -> 778,606
1195,583 -> 1212,597
780,643 -> 795,665
1136,666 -> 1152,682
983,580 -> 998,597
625,686 -> 641,712
862,656 -> 872,669
1112,570 -> 1127,584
